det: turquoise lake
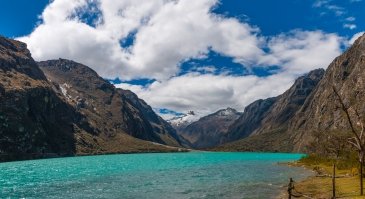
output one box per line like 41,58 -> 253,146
0,152 -> 311,199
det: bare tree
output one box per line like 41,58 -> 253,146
327,130 -> 349,199
333,86 -> 365,196
308,129 -> 349,158
308,129 -> 348,199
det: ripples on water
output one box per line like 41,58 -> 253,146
0,152 -> 311,199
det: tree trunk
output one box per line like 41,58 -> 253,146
332,163 -> 336,199
361,155 -> 364,196
288,178 -> 294,199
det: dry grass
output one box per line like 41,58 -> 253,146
278,162 -> 365,199
75,131 -> 189,155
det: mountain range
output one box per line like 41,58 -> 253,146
174,108 -> 241,149
0,36 -> 184,161
1,33 -> 365,160
215,33 -> 365,152
215,69 -> 325,152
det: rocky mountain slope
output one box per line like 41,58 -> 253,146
177,108 -> 241,148
222,98 -> 277,144
38,59 -> 181,147
119,89 -> 181,146
0,36 -> 82,160
216,69 -> 325,152
288,33 -> 365,152
216,34 -> 365,152
0,36 -> 183,161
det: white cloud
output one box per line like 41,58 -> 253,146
343,24 -> 357,30
115,30 -> 345,117
313,0 -> 330,8
115,73 -> 294,117
313,1 -> 345,16
19,0 -> 265,80
264,30 -> 344,74
346,16 -> 356,21
349,32 -> 365,45
313,0 -> 358,29
18,0 -> 348,117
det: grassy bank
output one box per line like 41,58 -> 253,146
279,155 -> 365,198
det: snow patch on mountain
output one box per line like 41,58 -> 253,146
215,107 -> 239,117
167,111 -> 200,129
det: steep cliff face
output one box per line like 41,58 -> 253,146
0,36 -> 82,160
288,34 -> 365,151
119,89 -> 181,146
38,59 -> 181,147
216,69 -> 325,152
178,108 -> 241,148
217,34 -> 365,152
253,69 -> 325,136
223,98 -> 277,143
0,37 -> 184,161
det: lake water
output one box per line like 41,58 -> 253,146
0,152 -> 311,199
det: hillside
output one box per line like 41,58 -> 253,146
288,33 -> 365,152
38,59 -> 181,147
0,36 -> 183,161
215,34 -> 365,152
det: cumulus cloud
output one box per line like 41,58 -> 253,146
115,30 -> 345,117
264,30 -> 344,74
19,0 -> 265,80
18,0 -> 348,117
115,73 -> 294,116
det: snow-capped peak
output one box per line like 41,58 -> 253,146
216,107 -> 237,116
167,111 -> 200,129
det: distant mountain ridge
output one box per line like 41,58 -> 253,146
222,98 -> 277,144
175,68 -> 325,151
167,111 -> 200,131
175,108 -> 242,148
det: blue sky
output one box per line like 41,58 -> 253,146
1,0 -> 364,118
2,0 -> 363,40
0,0 -> 49,38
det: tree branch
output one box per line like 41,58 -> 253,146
333,86 -> 362,149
